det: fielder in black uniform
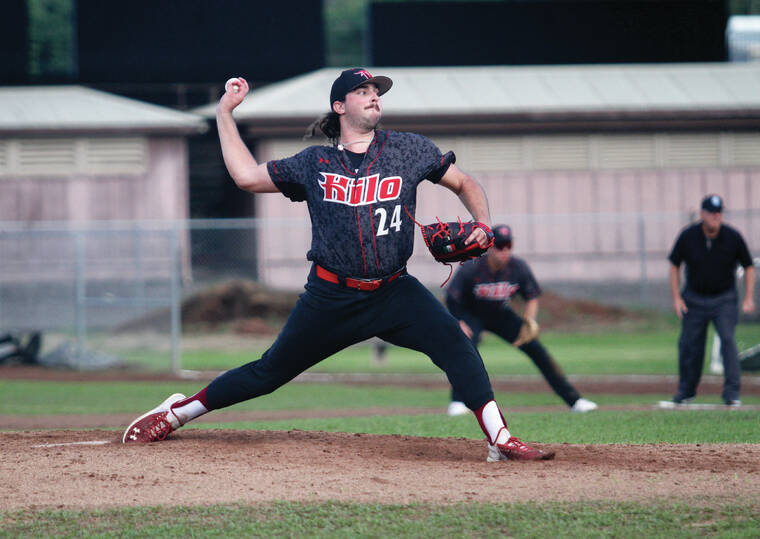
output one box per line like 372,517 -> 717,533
669,194 -> 755,406
445,225 -> 597,416
122,68 -> 554,461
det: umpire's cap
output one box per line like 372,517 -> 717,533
493,225 -> 513,247
330,68 -> 393,107
701,194 -> 723,213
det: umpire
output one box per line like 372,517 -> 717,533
669,194 -> 755,406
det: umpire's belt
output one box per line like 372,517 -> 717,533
316,265 -> 405,291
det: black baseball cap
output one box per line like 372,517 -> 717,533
701,194 -> 723,213
493,225 -> 513,247
329,68 -> 393,107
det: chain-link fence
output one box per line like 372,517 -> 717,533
1,210 -> 758,372
0,222 -> 183,371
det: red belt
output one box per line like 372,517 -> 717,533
316,265 -> 405,291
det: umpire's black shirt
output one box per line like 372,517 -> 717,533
669,222 -> 753,296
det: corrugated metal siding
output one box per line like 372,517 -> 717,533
0,137 -> 186,222
467,137 -> 524,171
532,136 -> 590,170
595,135 -> 656,169
732,133 -> 760,166
84,138 -> 147,173
665,135 -> 721,168
263,132 -> 760,174
0,137 -> 147,176
434,132 -> 760,172
17,139 -> 77,172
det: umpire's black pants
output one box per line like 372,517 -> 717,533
205,264 -> 495,412
677,288 -> 740,402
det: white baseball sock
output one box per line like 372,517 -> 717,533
169,388 -> 210,426
171,400 -> 208,426
475,400 -> 511,445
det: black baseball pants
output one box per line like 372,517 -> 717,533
677,288 -> 740,402
450,308 -> 581,407
206,264 -> 495,411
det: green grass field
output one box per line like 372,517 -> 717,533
176,322 -> 760,375
2,380 -> 759,444
2,325 -> 759,537
3,502 -> 758,538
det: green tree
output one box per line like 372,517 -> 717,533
28,0 -> 75,80
324,0 -> 369,66
730,0 -> 760,14
323,0 -> 519,67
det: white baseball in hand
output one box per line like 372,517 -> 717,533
226,77 -> 240,93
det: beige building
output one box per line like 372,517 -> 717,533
0,86 -> 206,223
0,86 -> 207,284
195,64 -> 760,290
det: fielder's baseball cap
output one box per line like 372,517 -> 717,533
493,225 -> 513,247
330,68 -> 393,107
701,194 -> 723,213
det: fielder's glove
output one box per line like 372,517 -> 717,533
418,218 -> 494,264
512,317 -> 539,347
415,218 -> 494,286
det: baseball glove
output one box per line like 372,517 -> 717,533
512,317 -> 539,347
418,218 -> 494,264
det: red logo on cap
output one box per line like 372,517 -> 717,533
354,70 -> 372,79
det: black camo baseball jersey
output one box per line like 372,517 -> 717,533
446,255 -> 541,320
267,129 -> 455,277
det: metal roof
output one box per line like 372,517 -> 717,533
0,86 -> 208,135
192,63 -> 760,134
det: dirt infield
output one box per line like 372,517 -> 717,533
2,366 -> 759,510
1,429 -> 758,510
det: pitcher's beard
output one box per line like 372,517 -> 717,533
353,117 -> 380,132
344,106 -> 381,133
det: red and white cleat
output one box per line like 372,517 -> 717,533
122,393 -> 186,443
488,432 -> 555,462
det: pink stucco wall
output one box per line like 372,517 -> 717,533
0,137 -> 188,223
0,137 -> 190,282
254,167 -> 760,289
